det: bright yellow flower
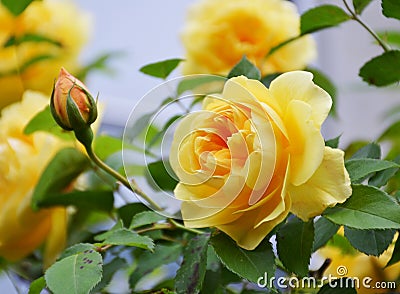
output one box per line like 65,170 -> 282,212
170,72 -> 351,250
181,0 -> 316,76
0,91 -> 70,267
0,0 -> 90,110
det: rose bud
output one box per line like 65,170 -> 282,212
50,67 -> 97,131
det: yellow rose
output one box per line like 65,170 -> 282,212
0,91 -> 69,267
181,0 -> 316,76
170,71 -> 352,250
0,0 -> 90,109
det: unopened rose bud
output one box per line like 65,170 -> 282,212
50,67 -> 97,131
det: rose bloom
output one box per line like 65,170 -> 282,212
0,91 -> 69,267
0,0 -> 90,109
170,71 -> 352,250
181,0 -> 316,76
319,231 -> 400,294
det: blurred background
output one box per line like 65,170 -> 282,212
1,0 -> 399,292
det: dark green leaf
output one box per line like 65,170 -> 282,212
92,257 -> 127,293
345,158 -> 399,183
5,34 -> 62,48
344,227 -> 395,256
382,0 -> 400,20
353,0 -> 373,14
177,75 -> 226,96
351,142 -> 381,159
140,58 -> 183,79
317,278 -> 357,293
31,148 -> 90,210
369,155 -> 400,187
23,106 -> 73,140
359,50 -> 400,86
328,233 -> 358,255
227,56 -> 261,80
325,135 -> 341,149
28,277 -> 46,294
129,211 -> 166,229
95,228 -> 154,251
301,5 -> 351,34
129,244 -> 181,289
313,217 -> 339,251
147,115 -> 182,149
210,233 -> 275,283
276,217 -> 314,277
386,234 -> 400,267
323,185 -> 400,229
1,0 -> 34,16
146,160 -> 178,191
307,68 -> 337,116
117,203 -> 150,227
260,73 -> 281,87
175,233 -> 210,294
34,190 -> 114,213
45,247 -> 103,294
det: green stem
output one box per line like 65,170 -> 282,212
342,0 -> 390,52
169,218 -> 204,234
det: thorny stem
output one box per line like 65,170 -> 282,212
342,0 -> 391,52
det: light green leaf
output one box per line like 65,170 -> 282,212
1,0 -> 34,16
323,185 -> 400,229
176,234 -> 210,294
24,106 -> 73,140
353,0 -> 373,14
344,227 -> 395,256
60,243 -> 96,259
31,148 -> 90,210
345,158 -> 400,183
227,56 -> 261,80
5,34 -> 62,48
359,50 -> 400,86
92,257 -> 127,293
301,5 -> 351,34
379,120 -> 400,143
317,278 -> 357,293
177,75 -> 225,96
351,142 -> 381,159
117,203 -> 150,227
95,228 -> 154,251
210,233 -> 275,284
45,247 -> 103,294
76,52 -> 122,81
276,217 -> 314,277
386,234 -> 400,267
129,211 -> 166,229
378,31 -> 400,48
313,217 -> 339,251
382,0 -> 400,20
28,277 -> 46,294
146,160 -> 178,191
140,58 -> 183,79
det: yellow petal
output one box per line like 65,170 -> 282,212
44,208 -> 67,268
289,147 -> 352,221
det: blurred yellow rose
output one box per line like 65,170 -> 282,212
181,0 -> 316,76
170,72 -> 351,250
319,231 -> 400,294
0,0 -> 90,109
0,91 -> 70,267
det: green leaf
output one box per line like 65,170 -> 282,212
276,217 -> 314,277
306,68 -> 337,116
140,58 -> 183,79
117,203 -> 150,227
351,142 -> 381,159
60,243 -> 96,259
177,75 -> 225,96
147,115 -> 182,149
345,158 -> 399,183
1,0 -> 34,16
77,52 -> 121,81
260,73 -> 281,87
146,160 -> 178,191
93,135 -> 123,160
175,233 -> 210,294
301,5 -> 351,34
378,31 -> 400,48
129,211 -> 166,229
359,50 -> 400,86
382,0 -> 400,20
227,56 -> 261,80
92,257 -> 127,293
369,155 -> 400,187
20,54 -> 56,72
353,0 -> 373,14
28,277 -> 46,294
45,247 -> 103,294
34,190 -> 114,213
386,234 -> 400,267
379,119 -> 400,143
313,217 -> 339,251
344,227 -> 395,256
210,233 -> 275,283
24,106 -> 73,140
317,278 -> 357,293
95,228 -> 154,251
129,244 -> 182,288
325,135 -> 341,149
31,148 -> 90,210
328,233 -> 358,255
5,33 -> 62,48
323,184 -> 400,229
